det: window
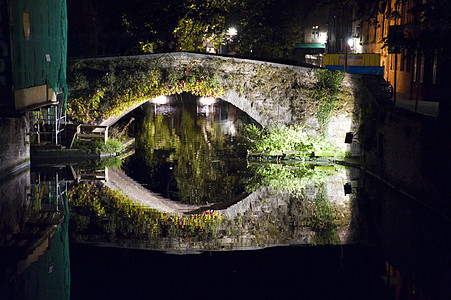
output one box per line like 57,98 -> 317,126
400,52 -> 405,71
23,12 -> 30,40
406,52 -> 411,72
433,53 -> 438,85
420,55 -> 424,83
311,25 -> 319,40
413,53 -> 418,82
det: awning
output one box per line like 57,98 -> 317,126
294,43 -> 326,49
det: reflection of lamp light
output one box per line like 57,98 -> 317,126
199,97 -> 216,106
151,95 -> 168,105
347,38 -> 354,48
227,27 -> 237,36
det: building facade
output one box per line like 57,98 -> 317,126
293,6 -> 329,66
359,0 -> 451,110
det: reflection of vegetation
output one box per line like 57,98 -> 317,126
245,163 -> 334,196
308,183 -> 341,245
67,59 -> 224,123
68,183 -> 222,240
137,110 -> 247,204
242,124 -> 339,158
96,156 -> 123,169
139,114 -> 178,165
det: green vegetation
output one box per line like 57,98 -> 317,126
242,123 -> 340,158
68,183 -> 223,240
68,0 -> 314,60
67,59 -> 224,123
313,69 -> 345,137
72,138 -> 123,154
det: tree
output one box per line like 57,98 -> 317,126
67,0 -> 318,59
229,0 -> 306,59
173,0 -> 230,51
121,0 -> 185,53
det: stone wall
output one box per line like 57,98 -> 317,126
0,115 -> 30,176
161,53 -> 362,154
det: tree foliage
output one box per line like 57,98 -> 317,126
67,0 -> 312,60
228,0 -> 306,59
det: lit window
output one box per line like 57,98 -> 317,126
23,12 -> 30,40
312,25 -> 319,40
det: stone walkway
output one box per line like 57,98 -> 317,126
394,97 -> 439,117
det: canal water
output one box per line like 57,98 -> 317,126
121,93 -> 253,205
0,94 -> 450,299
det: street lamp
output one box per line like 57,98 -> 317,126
222,27 -> 238,55
227,27 -> 237,37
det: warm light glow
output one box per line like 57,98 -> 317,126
199,96 -> 216,106
318,32 -> 327,44
355,42 -> 363,53
151,95 -> 168,105
227,27 -> 237,36
347,37 -> 362,53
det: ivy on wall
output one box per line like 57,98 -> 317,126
312,69 -> 345,137
67,59 -> 224,123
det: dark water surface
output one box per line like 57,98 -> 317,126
69,243 -> 389,300
1,95 -> 450,299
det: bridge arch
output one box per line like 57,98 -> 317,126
68,52 -> 363,153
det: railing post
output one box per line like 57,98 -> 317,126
104,126 -> 108,144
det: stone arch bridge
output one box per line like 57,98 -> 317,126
69,52 -> 365,153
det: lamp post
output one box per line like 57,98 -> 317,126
344,38 -> 348,73
222,27 -> 237,55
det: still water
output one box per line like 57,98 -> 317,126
0,94 -> 449,299
122,93 -> 252,205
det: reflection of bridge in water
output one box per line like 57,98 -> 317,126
105,168 -> 215,214
104,167 -> 265,216
97,165 -> 356,251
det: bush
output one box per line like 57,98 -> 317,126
242,124 -> 336,158
72,138 -> 123,154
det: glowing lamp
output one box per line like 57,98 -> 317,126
151,95 -> 168,105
